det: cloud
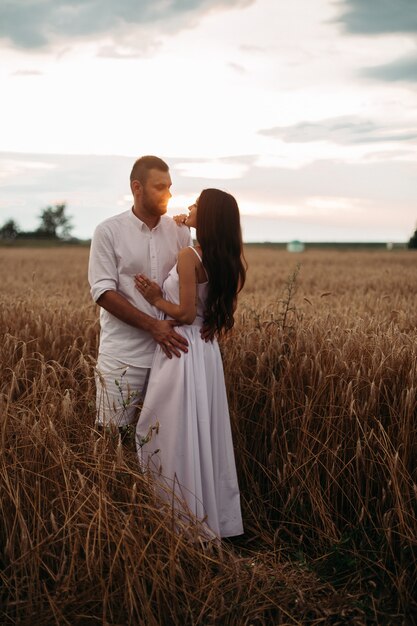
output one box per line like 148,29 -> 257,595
175,159 -> 249,179
259,116 -> 417,145
336,1 -> 417,84
12,69 -> 43,76
362,52 -> 417,82
1,151 -> 415,242
239,43 -> 265,53
0,0 -> 254,50
336,0 -> 417,35
228,62 -> 247,74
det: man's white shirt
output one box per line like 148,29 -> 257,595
88,209 -> 192,367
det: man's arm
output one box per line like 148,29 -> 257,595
88,224 -> 187,358
97,290 -> 156,332
97,290 -> 188,358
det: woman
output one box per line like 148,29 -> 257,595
135,188 -> 246,539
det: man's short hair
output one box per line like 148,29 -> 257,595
130,156 -> 169,186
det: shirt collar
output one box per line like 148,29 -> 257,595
129,207 -> 161,231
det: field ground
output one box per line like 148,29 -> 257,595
1,246 -> 416,625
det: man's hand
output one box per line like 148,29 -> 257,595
150,319 -> 188,358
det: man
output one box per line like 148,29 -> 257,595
88,155 -> 192,430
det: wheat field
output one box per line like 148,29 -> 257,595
1,245 -> 416,625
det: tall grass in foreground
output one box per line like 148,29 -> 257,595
1,246 -> 416,624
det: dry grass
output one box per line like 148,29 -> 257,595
1,245 -> 416,625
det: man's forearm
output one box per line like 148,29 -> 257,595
97,290 -> 156,332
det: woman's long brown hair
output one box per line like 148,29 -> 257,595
196,189 -> 247,334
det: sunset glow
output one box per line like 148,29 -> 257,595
1,0 -> 416,241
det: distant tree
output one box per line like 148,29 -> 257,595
408,227 -> 417,249
37,203 -> 73,239
0,218 -> 20,240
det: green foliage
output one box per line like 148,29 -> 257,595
407,228 -> 417,249
37,203 -> 73,239
1,203 -> 74,242
0,219 -> 20,240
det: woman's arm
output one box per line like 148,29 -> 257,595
135,248 -> 198,324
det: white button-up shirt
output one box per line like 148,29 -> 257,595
88,209 -> 192,366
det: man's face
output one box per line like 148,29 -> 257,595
141,169 -> 172,218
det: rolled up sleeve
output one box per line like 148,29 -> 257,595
88,224 -> 118,302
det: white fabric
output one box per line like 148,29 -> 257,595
88,209 -> 192,367
95,354 -> 150,427
136,256 -> 244,538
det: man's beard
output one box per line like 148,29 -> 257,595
142,189 -> 167,215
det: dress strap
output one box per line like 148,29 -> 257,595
188,246 -> 203,263
188,246 -> 208,282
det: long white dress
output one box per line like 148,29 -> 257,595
136,248 -> 243,539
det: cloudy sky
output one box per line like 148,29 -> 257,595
1,0 -> 416,242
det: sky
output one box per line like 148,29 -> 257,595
0,0 -> 416,242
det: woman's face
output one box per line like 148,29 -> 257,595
185,197 -> 199,228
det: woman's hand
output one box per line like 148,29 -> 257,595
135,274 -> 162,305
173,213 -> 189,226
200,323 -> 216,343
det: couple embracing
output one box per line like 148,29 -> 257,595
88,155 -> 246,540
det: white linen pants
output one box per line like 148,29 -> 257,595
95,354 -> 150,427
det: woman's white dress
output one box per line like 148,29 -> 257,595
136,248 -> 243,538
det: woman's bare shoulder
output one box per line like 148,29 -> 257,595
178,246 -> 200,265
